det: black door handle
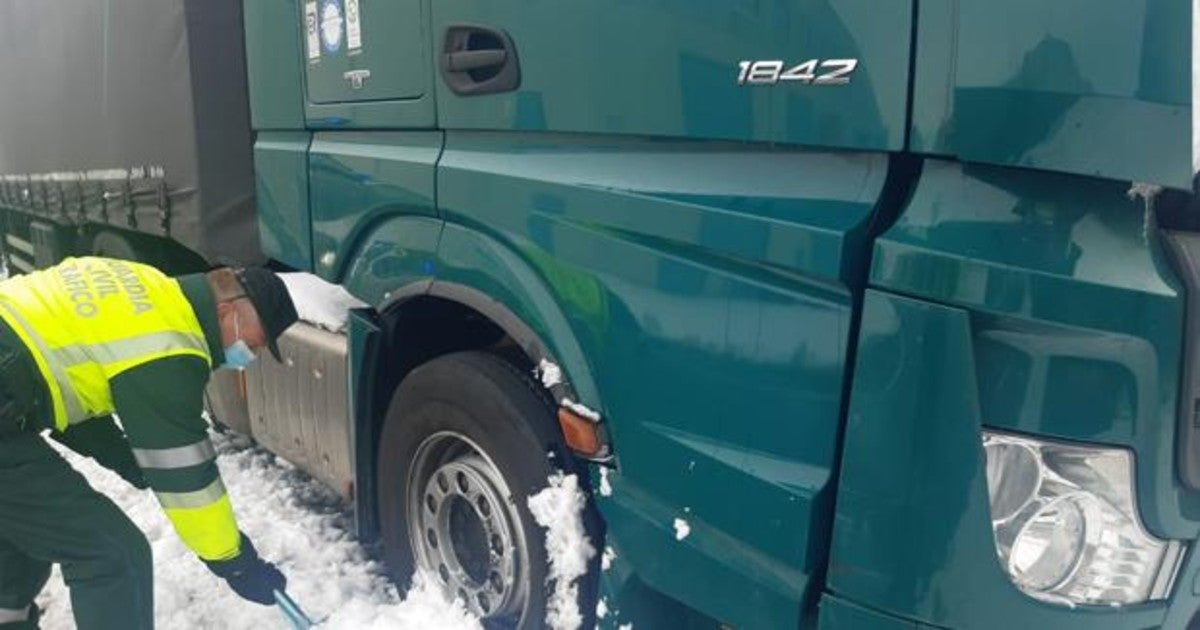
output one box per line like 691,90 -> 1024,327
441,25 -> 520,96
445,49 -> 507,72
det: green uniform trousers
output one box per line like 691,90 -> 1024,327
0,431 -> 153,630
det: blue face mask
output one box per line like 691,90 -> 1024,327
220,312 -> 258,371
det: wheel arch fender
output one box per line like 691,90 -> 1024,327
346,227 -> 611,538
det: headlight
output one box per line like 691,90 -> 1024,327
983,431 -> 1185,606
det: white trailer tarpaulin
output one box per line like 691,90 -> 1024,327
0,0 -> 261,265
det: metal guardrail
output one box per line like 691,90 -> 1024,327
0,167 -> 192,234
3,235 -> 32,256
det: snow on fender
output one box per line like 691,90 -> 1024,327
279,272 -> 368,333
674,518 -> 691,541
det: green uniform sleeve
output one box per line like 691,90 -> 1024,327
48,416 -> 147,488
110,356 -> 241,561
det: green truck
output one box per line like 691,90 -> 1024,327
2,0 -> 1200,628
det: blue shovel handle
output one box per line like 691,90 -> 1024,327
273,589 -> 314,630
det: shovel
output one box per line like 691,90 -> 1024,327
273,589 -> 315,630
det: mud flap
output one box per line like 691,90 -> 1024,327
348,307 -> 383,541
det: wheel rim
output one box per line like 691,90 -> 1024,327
407,431 -> 530,620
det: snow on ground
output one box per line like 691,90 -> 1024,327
279,273 -> 367,333
527,473 -> 596,630
36,431 -> 481,630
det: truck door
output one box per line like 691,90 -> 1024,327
298,0 -> 442,282
431,0 -> 911,149
429,1 -> 914,627
304,0 -> 424,104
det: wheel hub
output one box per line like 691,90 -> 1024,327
409,439 -> 527,620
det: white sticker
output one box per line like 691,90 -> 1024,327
320,0 -> 344,54
305,1 -> 320,61
345,0 -> 362,52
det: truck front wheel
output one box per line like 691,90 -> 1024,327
377,351 -> 599,628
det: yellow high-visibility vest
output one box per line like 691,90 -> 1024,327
0,256 -> 211,429
0,258 -> 239,561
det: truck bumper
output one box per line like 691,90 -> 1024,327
819,594 -> 938,630
828,289 -> 1200,630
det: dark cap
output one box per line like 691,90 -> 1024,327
232,267 -> 298,361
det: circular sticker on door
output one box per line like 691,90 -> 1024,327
320,0 -> 343,54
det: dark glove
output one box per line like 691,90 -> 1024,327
203,534 -> 287,605
49,417 -> 148,489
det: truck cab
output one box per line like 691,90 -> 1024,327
2,0 -> 1199,627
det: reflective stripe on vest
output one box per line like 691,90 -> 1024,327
156,477 -> 227,510
0,257 -> 211,428
133,439 -> 216,470
50,331 -> 208,369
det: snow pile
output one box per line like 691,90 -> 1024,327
527,473 -> 596,630
37,431 -> 480,630
280,272 -> 368,333
315,573 -> 480,629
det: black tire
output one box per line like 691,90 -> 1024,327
378,351 -> 601,629
90,229 -> 139,261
